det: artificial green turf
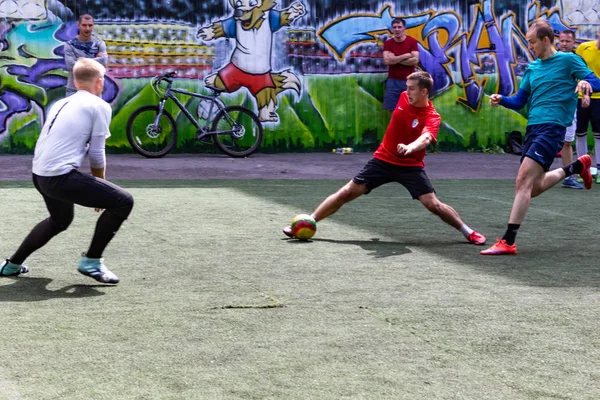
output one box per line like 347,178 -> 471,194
0,180 -> 599,399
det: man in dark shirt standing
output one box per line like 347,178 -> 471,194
382,18 -> 419,111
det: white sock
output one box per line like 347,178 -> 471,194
310,213 -> 318,222
459,224 -> 473,238
576,134 -> 588,158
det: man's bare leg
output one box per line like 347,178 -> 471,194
508,158 -> 546,225
481,157 -> 566,255
283,180 -> 367,237
312,180 -> 368,221
418,192 -> 486,244
561,141 -> 572,166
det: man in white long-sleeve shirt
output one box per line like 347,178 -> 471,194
0,58 -> 134,284
63,14 -> 107,96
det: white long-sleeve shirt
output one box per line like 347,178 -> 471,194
32,91 -> 112,177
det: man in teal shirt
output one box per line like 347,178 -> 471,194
481,19 -> 600,255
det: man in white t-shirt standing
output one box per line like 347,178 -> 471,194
558,29 -> 586,189
0,58 -> 134,284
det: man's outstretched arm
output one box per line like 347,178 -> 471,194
490,89 -> 530,110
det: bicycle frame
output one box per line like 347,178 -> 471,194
155,84 -> 240,140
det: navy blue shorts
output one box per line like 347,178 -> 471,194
576,98 -> 600,134
382,78 -> 407,111
521,123 -> 565,172
352,158 -> 435,199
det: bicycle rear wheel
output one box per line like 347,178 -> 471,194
212,106 -> 263,158
127,106 -> 177,158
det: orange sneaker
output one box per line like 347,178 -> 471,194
467,231 -> 486,245
480,238 -> 517,255
578,154 -> 593,190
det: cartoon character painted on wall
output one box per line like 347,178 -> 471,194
196,0 -> 305,122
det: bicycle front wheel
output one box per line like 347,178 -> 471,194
212,106 -> 263,158
127,106 -> 177,158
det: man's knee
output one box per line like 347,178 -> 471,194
122,193 -> 135,216
516,160 -> 543,189
336,183 -> 364,203
336,186 -> 355,203
419,194 -> 441,214
114,192 -> 134,219
515,174 -> 535,192
49,213 -> 74,234
424,201 -> 442,215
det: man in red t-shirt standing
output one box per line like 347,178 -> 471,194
283,72 -> 486,245
382,18 -> 419,111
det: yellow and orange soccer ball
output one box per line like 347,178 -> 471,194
290,214 -> 317,240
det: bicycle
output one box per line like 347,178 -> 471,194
126,71 -> 263,158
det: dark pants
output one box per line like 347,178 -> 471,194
383,78 -> 407,111
10,170 -> 134,264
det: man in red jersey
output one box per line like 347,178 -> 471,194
283,71 -> 486,245
382,18 -> 419,111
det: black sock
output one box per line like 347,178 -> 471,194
562,159 -> 583,177
502,224 -> 520,245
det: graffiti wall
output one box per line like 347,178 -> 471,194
0,0 -> 598,153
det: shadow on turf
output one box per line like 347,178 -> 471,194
0,277 -> 106,302
287,237 -> 412,259
286,236 -> 600,287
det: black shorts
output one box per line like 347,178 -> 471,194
522,123 -> 565,172
576,98 -> 600,134
352,158 -> 435,199
32,170 -> 134,219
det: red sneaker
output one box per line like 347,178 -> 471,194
467,231 -> 486,245
480,238 -> 517,255
282,225 -> 294,238
579,154 -> 593,190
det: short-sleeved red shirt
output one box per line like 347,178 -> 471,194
373,91 -> 440,168
383,36 -> 419,80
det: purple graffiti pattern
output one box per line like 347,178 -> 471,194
0,92 -> 30,135
0,22 -> 119,136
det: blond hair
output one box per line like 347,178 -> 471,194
73,58 -> 105,85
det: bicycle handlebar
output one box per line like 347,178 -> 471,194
153,71 -> 178,87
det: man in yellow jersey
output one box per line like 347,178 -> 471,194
575,28 -> 600,183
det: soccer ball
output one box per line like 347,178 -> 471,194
291,214 -> 317,241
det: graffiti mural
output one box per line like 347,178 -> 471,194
197,0 -> 305,122
0,0 -> 598,153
